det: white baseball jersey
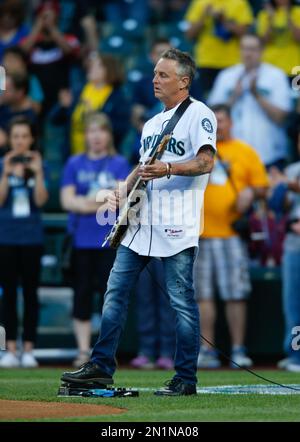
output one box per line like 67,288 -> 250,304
121,98 -> 217,257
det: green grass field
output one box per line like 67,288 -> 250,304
1,368 -> 300,422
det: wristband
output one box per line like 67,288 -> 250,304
166,162 -> 172,179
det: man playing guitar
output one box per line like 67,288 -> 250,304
61,48 -> 216,396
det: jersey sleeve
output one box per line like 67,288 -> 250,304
189,105 -> 217,156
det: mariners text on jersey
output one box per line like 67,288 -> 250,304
121,98 -> 217,257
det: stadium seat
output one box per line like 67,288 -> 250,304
100,19 -> 145,42
99,34 -> 135,58
120,18 -> 145,41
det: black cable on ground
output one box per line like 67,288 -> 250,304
145,265 -> 300,393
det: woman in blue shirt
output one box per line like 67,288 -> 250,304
60,113 -> 131,367
0,116 -> 48,368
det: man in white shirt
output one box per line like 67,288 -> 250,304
61,48 -> 216,396
208,33 -> 292,168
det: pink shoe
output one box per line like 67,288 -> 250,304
156,356 -> 174,370
130,355 -> 155,369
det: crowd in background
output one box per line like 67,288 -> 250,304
0,0 -> 300,371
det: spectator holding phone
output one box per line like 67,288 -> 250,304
0,116 -> 48,368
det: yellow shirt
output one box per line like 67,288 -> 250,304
71,83 -> 113,154
202,139 -> 269,238
257,6 -> 300,75
185,0 -> 253,68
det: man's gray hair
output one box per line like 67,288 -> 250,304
161,48 -> 196,88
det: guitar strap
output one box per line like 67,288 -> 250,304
148,96 -> 192,160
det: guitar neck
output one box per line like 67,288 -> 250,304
124,134 -> 172,204
127,152 -> 159,197
128,140 -> 167,194
128,175 -> 145,199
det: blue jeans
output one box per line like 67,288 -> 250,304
135,259 -> 176,359
91,245 -> 199,384
282,248 -> 300,364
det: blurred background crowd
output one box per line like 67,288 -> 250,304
0,0 -> 300,373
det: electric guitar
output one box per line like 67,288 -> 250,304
102,134 -> 171,248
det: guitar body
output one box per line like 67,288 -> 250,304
108,223 -> 129,249
104,186 -> 146,249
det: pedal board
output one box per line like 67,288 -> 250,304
58,381 -> 139,398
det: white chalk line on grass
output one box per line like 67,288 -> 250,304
137,384 -> 300,395
55,384 -> 300,397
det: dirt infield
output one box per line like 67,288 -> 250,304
0,399 -> 126,420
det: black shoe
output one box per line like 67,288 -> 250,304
154,378 -> 197,396
61,361 -> 113,385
